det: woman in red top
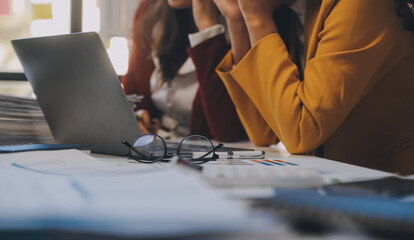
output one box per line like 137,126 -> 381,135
122,0 -> 245,142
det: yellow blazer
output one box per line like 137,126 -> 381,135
217,0 -> 414,174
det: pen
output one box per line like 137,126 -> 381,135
193,151 -> 265,159
229,151 -> 265,159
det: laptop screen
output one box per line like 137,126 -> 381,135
12,32 -> 141,155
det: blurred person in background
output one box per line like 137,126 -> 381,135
122,0 -> 246,142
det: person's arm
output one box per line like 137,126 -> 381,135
121,0 -> 161,132
217,0 -> 401,152
216,50 -> 279,146
192,0 -> 219,31
237,0 -> 284,45
213,0 -> 250,64
121,0 -> 156,112
188,0 -> 246,142
122,43 -> 155,107
187,34 -> 246,142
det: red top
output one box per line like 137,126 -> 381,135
121,0 -> 246,142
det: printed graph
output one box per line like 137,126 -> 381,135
250,159 -> 299,166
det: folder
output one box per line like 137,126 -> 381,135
0,144 -> 94,153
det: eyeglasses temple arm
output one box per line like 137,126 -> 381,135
196,143 -> 223,160
214,143 -> 224,151
122,140 -> 133,148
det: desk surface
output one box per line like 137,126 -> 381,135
0,142 -> 405,240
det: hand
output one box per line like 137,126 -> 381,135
237,0 -> 285,21
213,0 -> 243,23
213,0 -> 250,64
134,109 -> 160,134
192,0 -> 219,31
236,0 -> 285,45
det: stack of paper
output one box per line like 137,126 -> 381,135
0,150 -> 269,237
0,94 -> 54,145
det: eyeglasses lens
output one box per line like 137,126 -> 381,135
178,135 -> 214,164
131,134 -> 165,162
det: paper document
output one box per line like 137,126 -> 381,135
216,157 -> 394,184
0,149 -> 161,177
0,94 -> 54,145
0,150 -> 263,236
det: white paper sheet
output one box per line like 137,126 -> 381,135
0,149 -> 163,177
0,150 -> 262,236
216,156 -> 394,184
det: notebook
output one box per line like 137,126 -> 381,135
11,32 -> 141,155
0,144 -> 94,153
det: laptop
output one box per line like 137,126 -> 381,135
12,32 -> 141,155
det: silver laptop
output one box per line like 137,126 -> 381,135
12,32 -> 141,155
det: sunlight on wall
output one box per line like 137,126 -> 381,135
82,0 -> 100,32
30,0 -> 70,36
1,0 -> 136,76
12,0 -> 25,12
107,37 -> 129,75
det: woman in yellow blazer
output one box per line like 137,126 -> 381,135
214,0 -> 414,175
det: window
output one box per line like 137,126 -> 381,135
0,0 -> 71,74
0,0 -> 140,81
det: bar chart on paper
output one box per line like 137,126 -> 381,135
216,157 -> 394,184
249,159 -> 334,178
203,159 -> 325,189
250,159 -> 299,166
217,159 -> 300,167
247,157 -> 395,184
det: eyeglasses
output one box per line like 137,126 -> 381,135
122,134 -> 223,164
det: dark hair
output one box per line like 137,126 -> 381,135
273,4 -> 304,79
395,0 -> 414,32
135,1 -> 195,82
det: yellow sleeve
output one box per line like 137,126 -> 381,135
217,51 -> 279,146
217,0 -> 401,152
